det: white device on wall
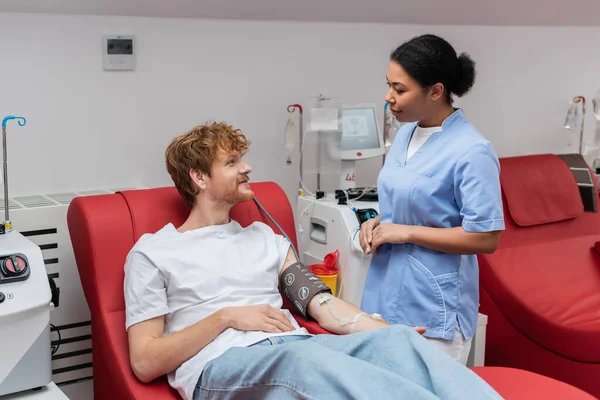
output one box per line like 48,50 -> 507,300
340,105 -> 385,189
102,35 -> 136,71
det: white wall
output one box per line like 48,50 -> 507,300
1,12 -> 599,202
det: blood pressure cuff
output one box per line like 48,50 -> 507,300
279,262 -> 332,319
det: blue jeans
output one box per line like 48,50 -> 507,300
193,324 -> 502,400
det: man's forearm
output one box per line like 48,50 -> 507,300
307,294 -> 389,335
279,245 -> 388,335
132,310 -> 230,383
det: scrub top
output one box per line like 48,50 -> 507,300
361,109 -> 504,340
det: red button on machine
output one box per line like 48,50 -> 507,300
5,258 -> 15,273
15,256 -> 26,272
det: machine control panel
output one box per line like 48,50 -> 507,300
0,253 -> 30,284
336,187 -> 378,204
347,187 -> 378,201
354,208 -> 378,225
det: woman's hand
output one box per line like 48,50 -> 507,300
370,223 -> 411,253
359,216 -> 381,254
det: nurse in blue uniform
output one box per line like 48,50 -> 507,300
359,34 -> 505,364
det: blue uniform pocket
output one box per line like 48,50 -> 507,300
401,255 -> 459,338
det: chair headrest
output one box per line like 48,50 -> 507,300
118,182 -> 297,248
118,186 -> 189,241
499,154 -> 583,227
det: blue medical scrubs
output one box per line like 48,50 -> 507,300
361,109 -> 505,340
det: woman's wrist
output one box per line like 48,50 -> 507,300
403,224 -> 415,244
373,215 -> 381,227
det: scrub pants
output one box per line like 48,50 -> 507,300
193,324 -> 502,400
426,322 -> 473,366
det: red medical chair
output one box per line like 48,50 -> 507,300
67,182 -> 596,400
478,154 -> 600,398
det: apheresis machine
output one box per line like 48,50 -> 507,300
293,100 -> 385,307
0,116 -> 54,397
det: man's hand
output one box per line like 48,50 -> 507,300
414,327 -> 426,335
224,304 -> 296,334
359,216 -> 381,254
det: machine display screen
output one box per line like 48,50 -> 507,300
341,107 -> 381,151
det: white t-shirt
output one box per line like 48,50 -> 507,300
406,125 -> 442,160
124,220 -> 310,400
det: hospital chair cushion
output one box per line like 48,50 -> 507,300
471,367 -> 597,400
499,154 -> 584,227
67,194 -> 135,314
480,235 -> 600,362
496,189 -> 600,249
118,182 -> 298,249
118,186 -> 189,242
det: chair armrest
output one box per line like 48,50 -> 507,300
294,313 -> 333,335
281,295 -> 334,335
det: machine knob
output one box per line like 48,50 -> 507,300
1,255 -> 27,277
0,292 -> 4,303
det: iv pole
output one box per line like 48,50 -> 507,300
1,115 -> 27,234
314,94 -> 330,197
287,104 -> 304,193
287,95 -> 329,197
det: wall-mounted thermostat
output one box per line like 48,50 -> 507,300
103,35 -> 136,71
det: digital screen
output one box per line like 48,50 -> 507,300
107,39 -> 133,55
341,107 -> 381,151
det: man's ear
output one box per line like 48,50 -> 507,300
189,169 -> 207,190
429,83 -> 445,102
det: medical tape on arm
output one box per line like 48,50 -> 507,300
318,294 -> 384,332
280,262 -> 332,319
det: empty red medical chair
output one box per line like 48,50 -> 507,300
479,154 -> 600,398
